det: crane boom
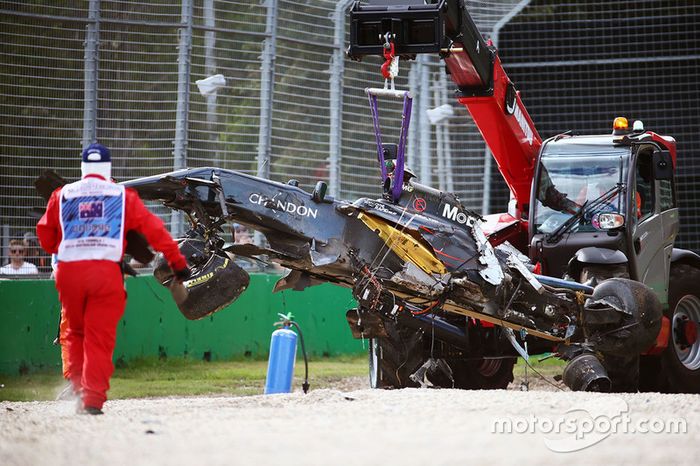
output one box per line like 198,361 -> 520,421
348,0 -> 541,216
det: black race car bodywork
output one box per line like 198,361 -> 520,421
123,167 -> 662,391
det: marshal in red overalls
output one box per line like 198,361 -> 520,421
37,143 -> 188,414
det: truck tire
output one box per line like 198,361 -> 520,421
368,320 -> 425,389
430,358 -> 515,390
659,264 -> 700,393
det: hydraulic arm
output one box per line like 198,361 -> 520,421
347,0 -> 542,216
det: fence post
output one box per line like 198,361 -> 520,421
440,72 -> 454,193
256,0 -> 279,181
172,0 -> 193,236
82,0 -> 100,150
203,0 -> 219,163
433,71 -> 444,190
418,55 -> 431,186
481,0 -> 530,215
408,62 -> 418,170
328,0 -> 354,198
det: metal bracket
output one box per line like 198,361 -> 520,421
504,327 -> 529,361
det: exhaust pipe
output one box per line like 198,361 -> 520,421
562,353 -> 611,392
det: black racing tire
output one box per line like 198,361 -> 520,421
579,264 -> 629,284
153,238 -> 209,283
657,264 -> 700,393
153,238 -> 250,320
429,358 -> 515,390
578,271 -> 644,392
585,278 -> 662,356
368,320 -> 425,389
453,358 -> 515,390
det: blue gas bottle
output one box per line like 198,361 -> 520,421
264,314 -> 298,394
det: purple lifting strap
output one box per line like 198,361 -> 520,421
366,89 -> 413,203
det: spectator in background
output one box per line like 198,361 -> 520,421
0,239 -> 39,275
232,223 -> 258,271
23,232 -> 50,273
234,223 -> 253,244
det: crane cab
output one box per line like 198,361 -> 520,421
528,120 -> 678,306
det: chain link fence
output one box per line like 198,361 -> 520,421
496,0 -> 700,246
1,0 -> 699,276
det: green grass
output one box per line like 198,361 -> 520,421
514,354 -> 566,378
0,372 -> 69,402
0,354 -> 566,402
0,355 -> 369,402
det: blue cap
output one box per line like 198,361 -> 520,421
82,143 -> 111,163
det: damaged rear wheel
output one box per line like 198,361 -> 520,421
582,278 -> 662,392
428,358 -> 515,390
369,320 -> 426,389
154,238 -> 250,320
584,278 -> 662,356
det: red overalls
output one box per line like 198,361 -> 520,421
37,174 -> 186,409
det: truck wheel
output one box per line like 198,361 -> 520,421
368,320 -> 425,389
429,358 -> 515,389
659,264 -> 700,393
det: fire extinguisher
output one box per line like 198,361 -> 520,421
264,312 -> 309,394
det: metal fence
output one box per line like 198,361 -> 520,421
497,0 -> 700,250
1,0 -> 699,275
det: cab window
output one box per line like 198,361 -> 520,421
635,147 -> 676,218
658,179 -> 675,211
533,150 -> 628,234
634,152 -> 653,220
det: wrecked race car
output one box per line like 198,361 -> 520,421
122,162 -> 662,393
